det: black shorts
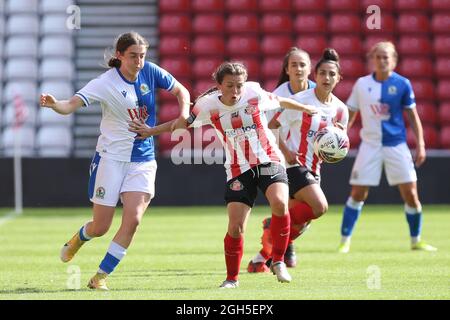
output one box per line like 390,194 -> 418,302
286,166 -> 320,198
225,162 -> 288,208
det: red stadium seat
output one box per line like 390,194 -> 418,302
192,36 -> 225,56
434,36 -> 450,55
261,58 -> 283,78
407,125 -> 439,149
159,58 -> 191,78
431,14 -> 450,34
226,14 -> 259,34
158,131 -> 181,152
193,14 -> 225,34
193,57 -> 223,79
435,58 -> 450,78
293,0 -> 326,11
225,0 -> 257,11
397,58 -> 433,79
159,0 -> 190,13
159,15 -> 191,34
294,14 -> 327,34
329,14 -> 361,34
263,78 -> 279,92
329,35 -> 363,56
360,0 -> 394,11
438,103 -> 450,126
397,14 -> 430,34
261,35 -> 293,56
159,36 -> 191,56
193,80 -> 216,97
296,35 -> 328,55
396,0 -> 429,11
398,36 -> 432,56
259,0 -> 291,12
260,14 -> 293,34
364,35 -> 396,52
415,102 -> 438,125
339,58 -> 365,78
439,126 -> 450,149
347,125 -> 361,150
227,57 -> 260,80
158,103 -> 181,123
437,80 -> 450,100
328,0 -> 360,11
362,14 -> 395,34
192,0 -> 224,12
226,36 -> 260,56
431,0 -> 450,11
411,80 -> 435,101
333,79 -> 355,101
158,81 -> 192,103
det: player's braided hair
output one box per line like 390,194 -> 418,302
276,47 -> 311,88
105,31 -> 149,68
314,48 -> 341,74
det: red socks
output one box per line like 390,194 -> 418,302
224,233 -> 243,281
270,213 -> 291,263
289,202 -> 316,226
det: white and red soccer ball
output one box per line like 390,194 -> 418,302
313,126 -> 350,163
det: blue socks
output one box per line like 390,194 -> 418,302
340,197 -> 364,239
98,241 -> 127,274
405,204 -> 422,242
79,223 -> 92,241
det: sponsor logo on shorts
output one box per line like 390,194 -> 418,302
230,180 -> 243,191
96,187 -> 105,199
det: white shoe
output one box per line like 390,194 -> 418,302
338,241 -> 351,253
270,261 -> 292,283
219,280 -> 239,289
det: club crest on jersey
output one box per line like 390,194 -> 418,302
388,86 -> 397,95
230,180 -> 243,191
140,83 -> 150,96
245,104 -> 256,115
95,187 -> 105,199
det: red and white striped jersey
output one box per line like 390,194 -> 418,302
278,88 -> 349,175
188,82 -> 285,181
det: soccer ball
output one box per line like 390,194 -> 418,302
313,126 -> 350,163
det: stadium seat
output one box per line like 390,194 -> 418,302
363,14 -> 395,34
192,0 -> 224,12
398,36 -> 432,56
439,126 -> 450,149
7,0 -> 38,13
39,36 -> 73,57
41,15 -> 73,35
294,14 -> 327,34
431,0 -> 450,11
292,0 -> 326,11
415,102 -> 438,126
159,15 -> 191,34
437,80 -> 450,101
433,36 -> 450,55
431,14 -> 450,34
159,36 -> 191,56
36,126 -> 73,157
158,103 -> 181,123
40,0 -> 74,13
193,80 -> 216,97
157,131 -> 183,153
261,58 -> 283,78
5,36 -> 38,58
435,58 -> 450,78
333,79 -> 355,101
397,14 -> 430,34
40,58 -> 74,80
328,0 -> 360,11
411,80 -> 435,101
2,126 -> 36,157
193,14 -> 225,34
159,0 -> 190,13
225,0 -> 257,12
40,81 -> 73,100
261,35 -> 293,56
347,125 -> 361,150
38,107 -> 74,126
260,14 -> 293,34
397,58 -> 433,79
396,0 -> 429,11
158,81 -> 192,103
193,57 -> 223,79
438,103 -> 450,126
192,36 -> 225,56
296,35 -> 328,55
6,15 -> 39,35
407,125 -> 439,149
259,0 -> 291,12
5,58 -> 38,81
226,36 -> 260,56
329,36 -> 363,56
3,81 -> 37,104
226,14 -> 259,34
2,102 -> 37,127
159,58 -> 191,79
360,0 -> 394,11
364,35 -> 396,52
339,58 -> 365,78
263,78 -> 279,92
329,14 -> 361,34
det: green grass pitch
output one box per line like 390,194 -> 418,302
0,205 -> 448,300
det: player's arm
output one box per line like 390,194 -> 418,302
276,96 -> 317,115
405,107 -> 426,167
346,110 -> 358,130
128,119 -> 178,139
169,81 -> 191,130
40,94 -> 84,115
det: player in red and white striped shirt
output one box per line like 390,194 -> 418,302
249,49 -> 349,271
129,62 -> 317,288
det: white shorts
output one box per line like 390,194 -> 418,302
349,142 -> 417,187
88,152 -> 157,206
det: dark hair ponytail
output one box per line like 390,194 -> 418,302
315,48 -> 341,74
104,31 -> 149,69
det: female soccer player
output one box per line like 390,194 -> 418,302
40,31 -> 191,290
129,61 -> 317,288
248,47 -> 317,272
338,42 -> 437,253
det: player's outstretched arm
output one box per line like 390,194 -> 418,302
128,119 -> 178,139
277,96 -> 317,115
40,94 -> 84,115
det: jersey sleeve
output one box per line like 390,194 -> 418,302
187,97 -> 212,128
75,77 -> 105,107
336,103 -> 350,129
247,82 -> 281,112
402,78 -> 416,109
346,79 -> 360,112
149,62 -> 176,91
277,108 -> 295,128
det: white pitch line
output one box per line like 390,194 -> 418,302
0,211 -> 21,227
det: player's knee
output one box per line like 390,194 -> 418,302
312,201 -> 328,218
270,198 -> 288,216
228,224 -> 245,238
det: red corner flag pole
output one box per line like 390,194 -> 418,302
13,94 -> 28,214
